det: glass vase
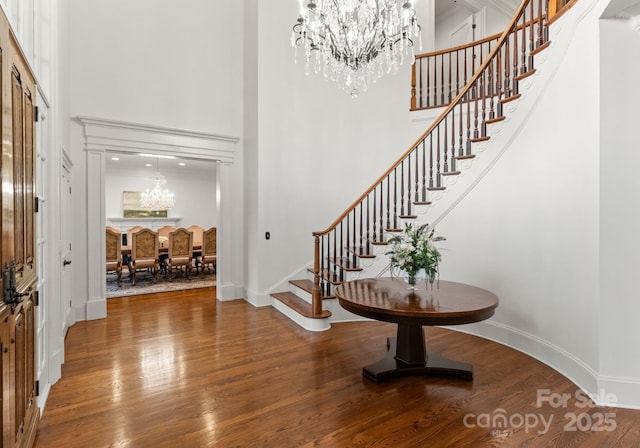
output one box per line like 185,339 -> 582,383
406,272 -> 417,290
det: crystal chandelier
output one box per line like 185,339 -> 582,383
139,160 -> 176,211
291,0 -> 422,97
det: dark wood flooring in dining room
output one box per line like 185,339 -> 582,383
35,288 -> 640,448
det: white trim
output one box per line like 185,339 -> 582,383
107,217 -> 182,232
455,320 -> 598,395
77,116 -> 239,163
598,376 -> 640,410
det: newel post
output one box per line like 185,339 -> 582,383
312,235 -> 322,316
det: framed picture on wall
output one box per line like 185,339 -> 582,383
122,191 -> 168,218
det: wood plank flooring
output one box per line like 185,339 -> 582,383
35,288 -> 640,447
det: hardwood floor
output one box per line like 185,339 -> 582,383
35,288 -> 640,447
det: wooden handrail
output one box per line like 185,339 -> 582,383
414,34 -> 501,60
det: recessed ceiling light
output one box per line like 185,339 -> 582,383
145,163 -> 152,167
178,162 -> 186,166
111,157 -> 120,161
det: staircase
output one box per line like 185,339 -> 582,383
271,0 -> 574,331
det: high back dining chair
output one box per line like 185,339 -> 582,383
106,227 -> 122,286
200,227 -> 217,275
130,228 -> 159,285
157,225 -> 176,248
187,225 -> 204,247
165,228 -> 193,282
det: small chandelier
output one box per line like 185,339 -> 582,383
291,0 -> 422,97
140,159 -> 175,211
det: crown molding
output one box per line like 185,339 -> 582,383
77,116 -> 239,164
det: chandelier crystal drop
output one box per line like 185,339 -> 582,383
139,172 -> 175,211
291,0 -> 422,98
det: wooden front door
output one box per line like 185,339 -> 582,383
1,7 -> 40,448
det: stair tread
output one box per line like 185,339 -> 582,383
289,279 -> 336,299
532,40 -> 550,55
271,291 -> 331,318
330,257 -> 363,270
515,68 -> 536,81
501,93 -> 521,104
486,116 -> 505,124
347,247 -> 376,259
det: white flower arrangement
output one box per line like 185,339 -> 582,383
386,223 -> 444,285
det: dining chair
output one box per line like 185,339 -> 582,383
130,228 -> 159,285
106,227 -> 122,286
157,225 -> 176,248
187,225 -> 204,247
200,227 -> 216,275
165,228 -> 193,282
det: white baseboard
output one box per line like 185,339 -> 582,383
86,296 -> 107,320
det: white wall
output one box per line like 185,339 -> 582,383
67,0 -> 242,135
599,15 -> 640,407
435,2 -> 514,51
105,164 -> 217,228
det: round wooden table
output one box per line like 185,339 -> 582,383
335,278 -> 499,383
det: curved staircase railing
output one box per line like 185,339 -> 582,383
411,34 -> 501,111
305,0 -> 569,318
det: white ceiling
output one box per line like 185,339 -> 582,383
105,152 -> 217,176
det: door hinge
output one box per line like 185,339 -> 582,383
34,106 -> 39,122
36,380 -> 39,397
34,291 -> 39,306
34,197 -> 39,213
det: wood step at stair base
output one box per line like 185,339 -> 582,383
290,279 -> 335,299
271,292 -> 331,319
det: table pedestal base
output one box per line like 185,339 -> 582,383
362,337 -> 474,383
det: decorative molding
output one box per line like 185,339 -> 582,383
77,115 -> 239,163
107,217 -> 182,232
